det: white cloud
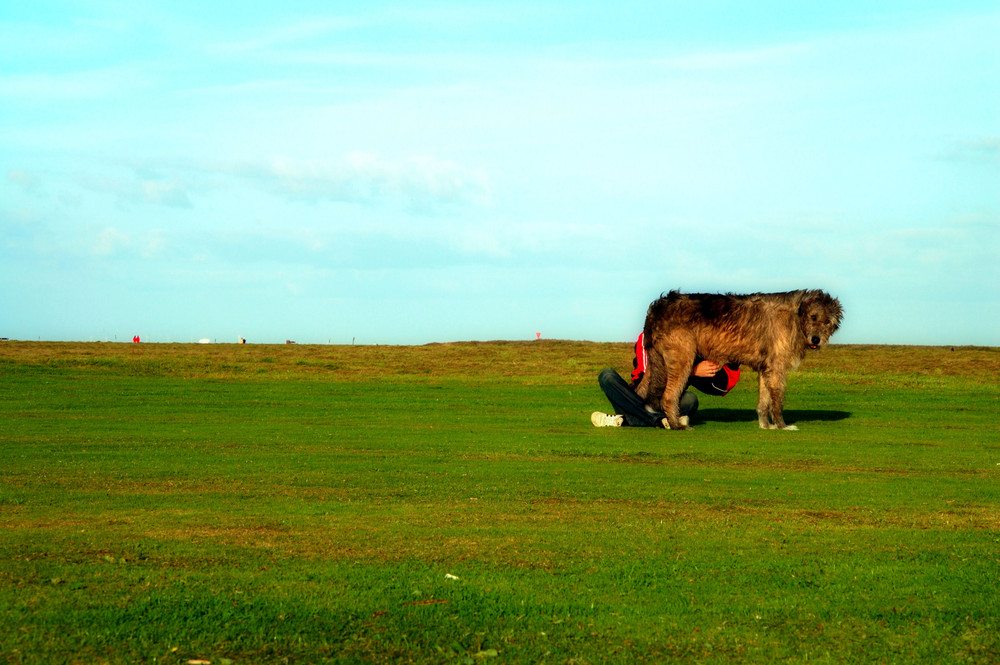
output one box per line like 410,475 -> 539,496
655,43 -> 811,71
75,172 -> 193,208
94,226 -> 130,256
215,153 -> 493,212
939,137 -> 1000,163
209,16 -> 367,55
0,66 -> 152,103
7,169 -> 43,193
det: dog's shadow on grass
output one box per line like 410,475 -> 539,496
695,408 -> 852,425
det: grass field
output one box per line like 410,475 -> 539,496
1,340 -> 998,664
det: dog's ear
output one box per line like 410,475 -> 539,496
796,290 -> 814,316
829,297 -> 844,329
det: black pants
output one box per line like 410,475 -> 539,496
598,368 -> 698,427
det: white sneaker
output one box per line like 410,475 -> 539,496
591,411 -> 624,427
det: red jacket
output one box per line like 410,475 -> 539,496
631,332 -> 740,396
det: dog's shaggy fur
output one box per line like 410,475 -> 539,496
635,290 -> 843,430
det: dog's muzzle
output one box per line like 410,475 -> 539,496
808,336 -> 821,349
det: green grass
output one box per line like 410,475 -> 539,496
1,341 -> 998,664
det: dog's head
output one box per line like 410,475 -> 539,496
798,290 -> 843,350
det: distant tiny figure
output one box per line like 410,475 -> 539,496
132,335 -> 140,343
240,337 -> 246,344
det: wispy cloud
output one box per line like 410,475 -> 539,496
209,16 -> 368,55
7,169 -> 43,194
655,43 -> 811,71
0,66 -> 154,103
938,137 -> 1000,164
207,5 -> 526,56
214,153 -> 493,212
75,172 -> 193,208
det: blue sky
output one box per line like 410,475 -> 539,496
2,1 -> 998,345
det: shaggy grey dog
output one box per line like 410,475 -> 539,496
635,290 -> 843,430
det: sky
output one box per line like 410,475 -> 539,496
2,1 -> 998,346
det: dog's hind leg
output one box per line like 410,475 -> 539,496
658,351 -> 693,430
639,346 -> 666,407
634,367 -> 651,401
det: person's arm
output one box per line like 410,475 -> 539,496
688,361 -> 740,396
691,360 -> 721,378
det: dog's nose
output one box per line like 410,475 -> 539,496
811,336 -> 821,345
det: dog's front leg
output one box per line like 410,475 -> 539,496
756,371 -> 774,429
759,369 -> 797,430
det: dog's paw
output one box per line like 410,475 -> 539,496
782,425 -> 799,431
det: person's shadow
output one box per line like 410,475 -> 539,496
695,408 -> 851,426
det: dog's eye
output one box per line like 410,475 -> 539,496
810,315 -> 818,321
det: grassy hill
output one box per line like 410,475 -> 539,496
1,341 -> 998,664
